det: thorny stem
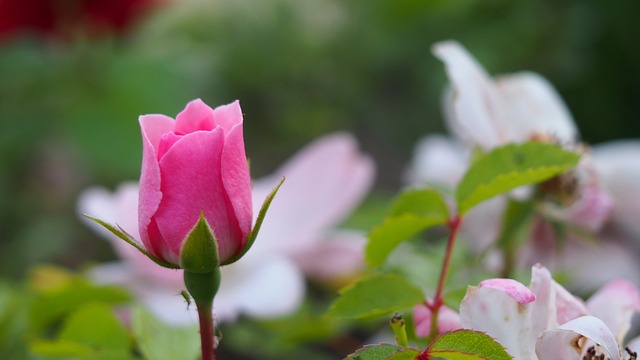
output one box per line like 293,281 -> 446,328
196,301 -> 215,360
426,214 -> 462,342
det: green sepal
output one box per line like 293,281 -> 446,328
223,177 -> 285,266
82,214 -> 180,269
184,268 -> 221,308
180,213 -> 219,273
390,313 -> 408,347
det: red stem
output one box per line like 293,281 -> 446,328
197,302 -> 215,360
427,214 -> 462,340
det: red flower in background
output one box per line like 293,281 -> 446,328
0,0 -> 160,42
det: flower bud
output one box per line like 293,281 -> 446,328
138,99 -> 253,267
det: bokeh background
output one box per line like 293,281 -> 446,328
1,0 -> 639,318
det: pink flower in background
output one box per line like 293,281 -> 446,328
246,132 -> 375,281
138,99 -> 253,267
79,132 -> 375,324
413,300 -> 461,337
459,264 -> 640,359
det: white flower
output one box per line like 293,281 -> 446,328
460,264 -> 640,359
405,41 -> 635,289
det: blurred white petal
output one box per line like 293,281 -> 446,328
536,316 -> 621,360
460,284 -> 537,359
592,140 -> 640,236
216,255 -> 305,320
293,230 -> 366,280
405,135 -> 469,187
433,41 -> 578,149
433,40 -> 506,148
586,279 -> 640,344
495,72 -> 578,143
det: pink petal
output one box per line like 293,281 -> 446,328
173,99 -> 217,134
478,278 -> 536,304
138,114 -> 176,153
250,132 -> 374,254
220,120 -> 252,247
154,127 -> 240,264
564,182 -> 614,232
432,40 -> 507,148
212,100 -> 243,135
587,279 -> 640,344
494,72 -> 578,143
138,114 -> 174,253
536,316 -> 622,360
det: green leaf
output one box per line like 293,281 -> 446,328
180,213 -> 219,273
30,303 -> 137,360
82,214 -> 180,269
425,330 -> 513,360
385,349 -> 421,360
223,177 -> 284,266
0,282 -> 29,359
29,267 -> 131,333
366,188 -> 449,267
132,307 -> 200,360
345,344 -> 413,360
366,214 -> 447,267
388,188 -> 449,218
30,340 -> 92,357
326,273 -> 424,319
59,303 -> 130,351
456,142 -> 580,214
30,340 -> 137,360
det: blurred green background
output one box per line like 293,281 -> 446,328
1,0 -> 639,278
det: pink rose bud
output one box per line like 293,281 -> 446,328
138,99 -> 253,267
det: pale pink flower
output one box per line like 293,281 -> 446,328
459,264 -> 640,359
592,140 -> 640,237
418,40 -> 612,229
406,41 -> 630,286
433,40 -> 577,150
79,132 -> 374,324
